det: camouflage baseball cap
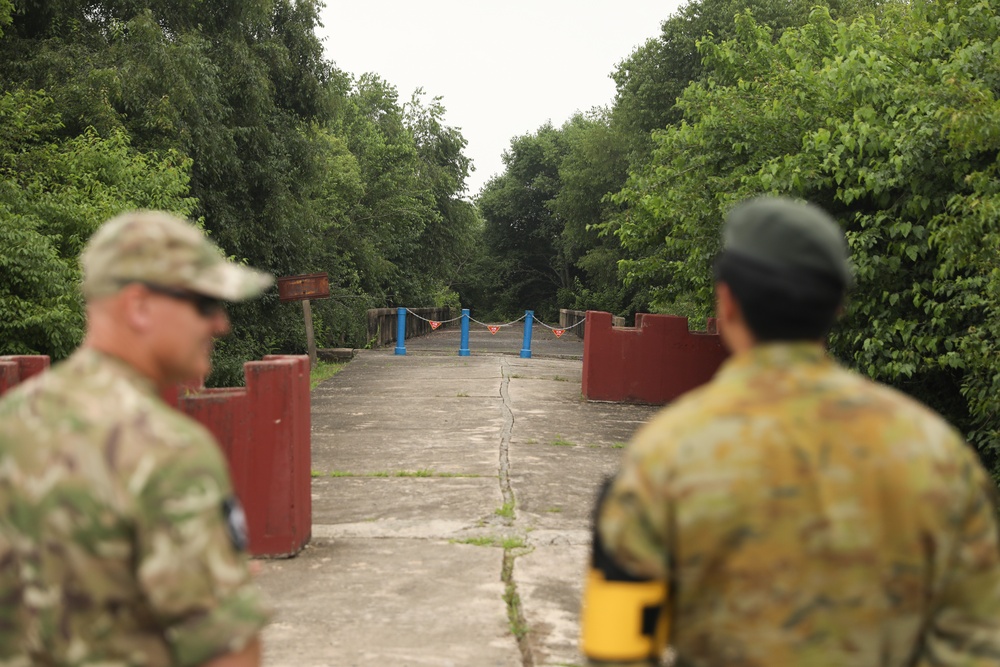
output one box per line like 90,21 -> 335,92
723,197 -> 851,286
80,211 -> 273,301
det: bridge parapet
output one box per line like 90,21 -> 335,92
0,355 -> 51,395
367,306 -> 456,348
559,309 -> 625,341
582,311 -> 728,404
163,354 -> 311,558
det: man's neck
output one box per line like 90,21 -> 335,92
81,334 -> 168,390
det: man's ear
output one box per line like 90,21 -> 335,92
715,282 -> 738,325
118,284 -> 155,334
714,281 -> 755,353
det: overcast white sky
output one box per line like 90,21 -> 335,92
316,1 -> 685,197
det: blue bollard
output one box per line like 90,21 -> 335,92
459,309 -> 471,356
520,310 -> 534,358
394,307 -> 406,355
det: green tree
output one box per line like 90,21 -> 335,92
478,124 -> 571,319
548,111 -> 642,316
610,0 -> 881,160
0,0 -> 339,381
404,90 -> 479,308
0,89 -> 196,358
0,1 -> 11,37
332,74 -> 436,304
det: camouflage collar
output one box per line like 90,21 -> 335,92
717,341 -> 829,379
72,347 -> 160,398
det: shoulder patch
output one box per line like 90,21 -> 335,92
222,496 -> 249,552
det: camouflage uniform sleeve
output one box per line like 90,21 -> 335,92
918,450 -> 1000,666
587,428 -> 673,667
597,442 -> 671,581
133,431 -> 270,667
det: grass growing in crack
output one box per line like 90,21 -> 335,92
611,442 -> 627,449
451,536 -> 498,547
310,470 -> 323,478
456,391 -> 469,397
394,469 -> 434,477
495,500 -> 515,519
503,570 -> 529,640
309,361 -> 346,390
551,436 -> 575,447
501,536 -> 527,549
524,438 -> 537,445
450,536 -> 527,549
552,375 -> 570,382
545,507 -> 563,513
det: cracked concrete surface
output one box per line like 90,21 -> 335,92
254,324 -> 659,667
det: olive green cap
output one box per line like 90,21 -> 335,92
723,197 -> 851,286
80,211 -> 274,301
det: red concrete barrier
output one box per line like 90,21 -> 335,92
253,355 -> 311,557
0,362 -> 19,396
0,355 -> 51,396
175,354 -> 311,558
582,311 -> 728,404
160,378 -> 204,409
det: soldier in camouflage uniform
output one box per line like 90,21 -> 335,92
0,212 -> 274,667
580,197 -> 1000,666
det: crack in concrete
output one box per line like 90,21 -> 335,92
498,357 -> 515,508
498,358 -> 535,667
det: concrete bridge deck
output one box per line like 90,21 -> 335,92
255,324 -> 658,667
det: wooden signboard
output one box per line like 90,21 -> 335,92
277,273 -> 330,302
277,273 -> 330,368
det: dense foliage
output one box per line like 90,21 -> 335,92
0,89 -> 195,358
0,0 -> 480,385
480,0 -> 999,473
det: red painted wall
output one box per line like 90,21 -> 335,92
0,355 -> 51,394
176,355 -> 311,558
1,353 -> 311,558
253,355 -> 311,557
582,311 -> 729,404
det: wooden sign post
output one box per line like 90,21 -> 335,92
277,273 -> 331,368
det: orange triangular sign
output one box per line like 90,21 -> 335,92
553,329 -> 565,338
430,321 -> 441,330
488,325 -> 501,335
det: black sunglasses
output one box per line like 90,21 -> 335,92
140,282 -> 226,317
